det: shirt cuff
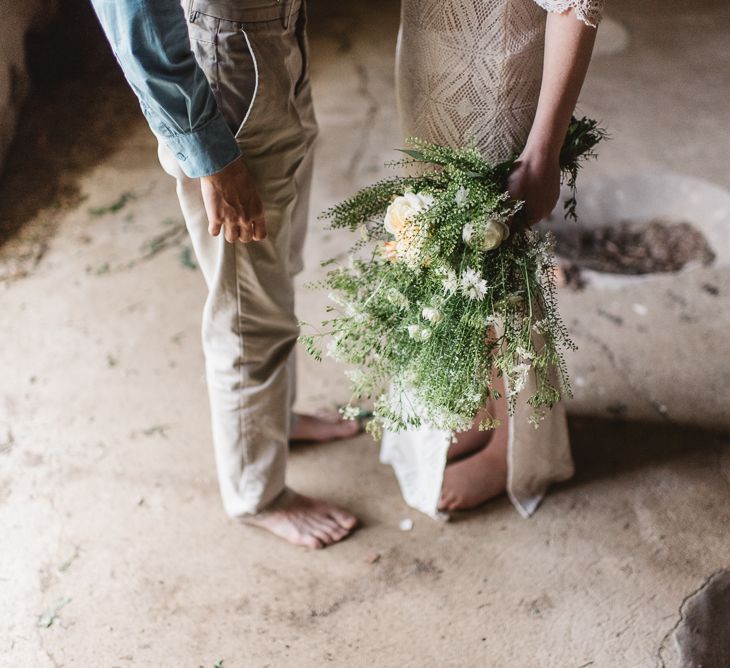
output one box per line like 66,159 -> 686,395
162,113 -> 241,178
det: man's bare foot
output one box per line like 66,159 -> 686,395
242,491 -> 358,549
290,411 -> 362,443
438,430 -> 508,512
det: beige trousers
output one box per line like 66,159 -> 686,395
157,0 -> 317,516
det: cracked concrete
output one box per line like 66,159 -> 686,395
657,570 -> 730,668
1,0 -> 729,667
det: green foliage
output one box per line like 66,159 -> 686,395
304,117 -> 605,434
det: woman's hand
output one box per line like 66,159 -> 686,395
506,147 -> 561,227
507,7 -> 598,229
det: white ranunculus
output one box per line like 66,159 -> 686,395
383,191 -> 435,236
421,307 -> 443,324
419,328 -> 432,341
407,324 -> 421,339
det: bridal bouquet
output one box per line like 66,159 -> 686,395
302,117 -> 605,435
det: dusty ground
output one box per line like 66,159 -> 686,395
1,1 -> 729,667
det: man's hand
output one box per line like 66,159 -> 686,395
506,147 -> 561,228
200,157 -> 266,243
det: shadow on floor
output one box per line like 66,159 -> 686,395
0,0 -> 139,248
567,415 -> 728,487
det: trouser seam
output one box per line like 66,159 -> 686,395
232,241 -> 250,476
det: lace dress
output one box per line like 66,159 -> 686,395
380,0 -> 604,519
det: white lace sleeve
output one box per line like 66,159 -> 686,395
533,0 -> 604,28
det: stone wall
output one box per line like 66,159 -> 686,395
0,1 -> 56,172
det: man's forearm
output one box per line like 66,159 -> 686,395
89,0 -> 240,178
525,9 -> 598,159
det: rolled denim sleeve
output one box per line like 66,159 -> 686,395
90,0 -> 241,178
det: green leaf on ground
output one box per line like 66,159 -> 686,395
37,597 -> 72,628
180,246 -> 197,270
88,192 -> 135,216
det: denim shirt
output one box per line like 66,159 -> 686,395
90,0 -> 241,178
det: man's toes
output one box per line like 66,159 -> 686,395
329,508 -> 358,531
306,522 -> 338,546
299,533 -> 324,549
318,516 -> 348,540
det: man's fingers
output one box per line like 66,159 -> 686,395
224,222 -> 239,243
209,220 -> 222,237
238,220 -> 254,243
252,218 -> 267,241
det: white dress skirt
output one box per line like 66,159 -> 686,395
381,0 -> 603,519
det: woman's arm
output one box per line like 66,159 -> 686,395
507,9 -> 599,226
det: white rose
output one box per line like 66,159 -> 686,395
481,220 -> 510,250
419,328 -> 432,341
407,324 -> 421,339
383,191 -> 434,236
421,307 -> 443,324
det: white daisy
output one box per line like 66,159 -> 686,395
460,267 -> 488,301
442,269 -> 459,295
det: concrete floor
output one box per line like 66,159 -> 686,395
1,1 -> 729,666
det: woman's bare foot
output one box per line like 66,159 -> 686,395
242,491 -> 358,549
446,401 -> 496,462
290,411 -> 362,443
438,430 -> 508,512
439,372 -> 508,512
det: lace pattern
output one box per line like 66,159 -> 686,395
533,0 -> 604,27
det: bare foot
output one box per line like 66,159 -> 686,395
438,432 -> 508,512
446,401 -> 496,462
242,491 -> 359,549
290,411 -> 362,443
439,372 -> 508,512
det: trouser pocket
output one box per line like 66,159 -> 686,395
187,12 -> 258,136
185,1 -> 307,141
